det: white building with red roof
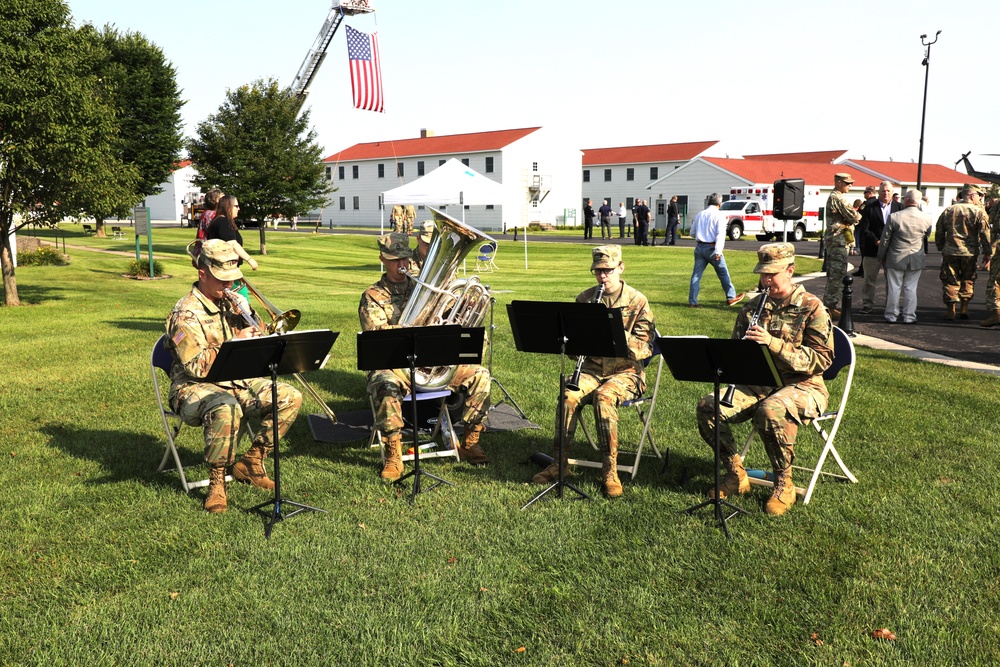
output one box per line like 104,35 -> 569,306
320,127 -> 582,230
146,160 -> 199,223
580,141 -> 718,225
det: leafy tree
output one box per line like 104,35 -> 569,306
77,24 -> 185,238
0,0 -> 135,306
188,78 -> 332,255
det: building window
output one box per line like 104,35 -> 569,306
338,165 -> 345,180
396,163 -> 404,177
626,197 -> 634,209
377,163 -> 384,178
439,159 -> 446,166
486,204 -> 494,210
462,158 -> 469,166
464,205 -> 470,210
339,196 -> 345,210
626,168 -> 634,181
352,165 -> 359,179
650,167 -> 658,180
532,161 -> 538,172
417,161 -> 425,176
325,166 -> 332,181
604,169 -> 612,182
485,157 -> 494,173
583,169 -> 590,183
352,196 -> 359,210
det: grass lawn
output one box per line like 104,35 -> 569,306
2,226 -> 998,666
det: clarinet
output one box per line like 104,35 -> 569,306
719,287 -> 770,408
565,283 -> 605,391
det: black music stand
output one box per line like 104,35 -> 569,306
659,336 -> 780,539
357,325 -> 483,503
507,300 -> 628,510
206,329 -> 339,538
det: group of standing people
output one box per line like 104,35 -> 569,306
583,197 -> 680,246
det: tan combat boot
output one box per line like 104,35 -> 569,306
531,444 -> 569,485
204,464 -> 228,513
380,433 -> 404,481
602,448 -> 623,498
943,303 -> 957,320
958,299 -> 970,320
764,466 -> 797,516
708,453 -> 750,500
458,423 -> 489,465
980,310 -> 1000,328
233,443 -> 275,491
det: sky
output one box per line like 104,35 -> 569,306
66,0 -> 1000,176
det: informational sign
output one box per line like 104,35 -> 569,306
133,207 -> 149,236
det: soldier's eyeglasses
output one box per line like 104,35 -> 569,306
592,267 -> 616,275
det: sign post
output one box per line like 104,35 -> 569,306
133,206 -> 154,277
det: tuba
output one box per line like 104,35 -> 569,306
399,207 -> 495,391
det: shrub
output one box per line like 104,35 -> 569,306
17,246 -> 69,266
125,259 -> 165,278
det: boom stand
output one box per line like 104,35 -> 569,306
357,325 -> 483,504
659,336 -> 779,539
206,329 -> 339,538
486,296 -> 527,419
507,299 -> 628,510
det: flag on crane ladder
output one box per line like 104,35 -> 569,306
346,25 -> 383,113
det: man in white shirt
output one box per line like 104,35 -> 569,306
688,193 -> 745,307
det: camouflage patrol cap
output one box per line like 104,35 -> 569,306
199,239 -> 243,281
963,183 -> 985,195
591,245 -> 622,270
754,242 -> 796,274
834,172 -> 854,184
378,232 -> 412,260
418,220 -> 435,243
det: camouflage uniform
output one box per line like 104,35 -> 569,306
358,274 -> 491,436
823,188 -> 861,309
165,285 -> 303,466
984,201 -> 1000,313
696,284 -> 833,472
390,205 -> 405,234
934,199 -> 990,304
562,281 -> 656,455
403,205 -> 416,235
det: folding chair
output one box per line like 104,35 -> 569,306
151,335 -> 239,492
740,325 -> 858,504
567,333 -> 665,479
474,242 -> 498,273
368,389 -> 461,465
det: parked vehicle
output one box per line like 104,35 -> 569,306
723,184 -> 823,242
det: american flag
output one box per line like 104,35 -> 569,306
346,25 -> 384,113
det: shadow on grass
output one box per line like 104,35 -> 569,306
107,317 -> 167,332
40,422 -> 167,487
3,284 -> 65,305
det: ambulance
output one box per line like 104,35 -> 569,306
721,183 -> 824,242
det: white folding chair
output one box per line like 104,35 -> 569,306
740,325 -> 858,504
151,335 -> 239,492
568,333 -> 664,479
368,389 -> 461,464
474,242 -> 498,273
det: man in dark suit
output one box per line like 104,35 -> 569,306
856,180 -> 902,314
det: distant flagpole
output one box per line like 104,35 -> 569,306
346,25 -> 384,113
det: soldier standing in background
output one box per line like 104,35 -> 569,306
934,184 -> 990,320
823,173 -> 861,319
981,196 -> 1000,327
359,234 -> 492,481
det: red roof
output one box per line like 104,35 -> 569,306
700,157 -> 882,188
582,141 -> 718,166
323,127 -> 541,162
744,150 -> 846,164
845,160 -> 988,186
174,160 -> 193,170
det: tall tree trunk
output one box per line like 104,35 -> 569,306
258,222 -> 267,255
1,230 -> 21,307
95,217 -> 107,238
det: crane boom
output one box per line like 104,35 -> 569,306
291,1 -> 375,109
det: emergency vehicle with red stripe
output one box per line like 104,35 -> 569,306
721,183 -> 823,242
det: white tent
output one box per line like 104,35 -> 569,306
381,158 -> 529,267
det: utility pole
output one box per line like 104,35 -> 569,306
916,30 -> 941,194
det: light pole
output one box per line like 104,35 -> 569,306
916,30 -> 941,194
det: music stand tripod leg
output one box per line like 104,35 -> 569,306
247,363 -> 326,538
393,354 -> 452,504
683,381 -> 747,539
521,373 -> 592,510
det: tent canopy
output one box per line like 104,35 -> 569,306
381,158 -> 503,206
